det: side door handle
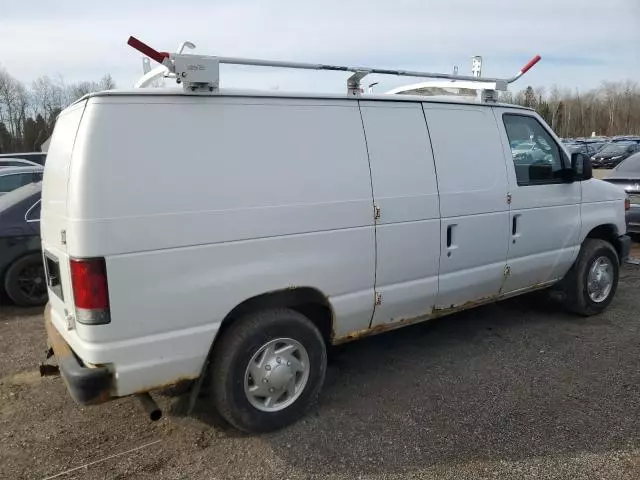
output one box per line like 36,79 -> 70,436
446,224 -> 457,256
512,214 -> 521,243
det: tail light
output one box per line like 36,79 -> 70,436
625,198 -> 631,211
70,258 -> 111,325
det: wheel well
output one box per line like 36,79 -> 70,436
586,224 -> 621,257
218,287 -> 334,345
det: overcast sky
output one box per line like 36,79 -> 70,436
1,0 -> 639,94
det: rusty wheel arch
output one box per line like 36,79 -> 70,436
585,224 -> 623,260
217,287 -> 335,346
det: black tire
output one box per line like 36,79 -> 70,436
561,239 -> 619,316
4,253 -> 48,307
209,308 -> 327,433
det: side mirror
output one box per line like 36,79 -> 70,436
571,152 -> 592,181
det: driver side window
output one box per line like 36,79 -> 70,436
503,114 -> 565,186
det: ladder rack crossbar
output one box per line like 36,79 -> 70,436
127,36 -> 541,97
215,56 -> 511,85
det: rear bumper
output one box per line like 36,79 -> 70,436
44,304 -> 113,405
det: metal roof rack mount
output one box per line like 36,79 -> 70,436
127,36 -> 541,102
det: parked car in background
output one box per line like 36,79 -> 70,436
511,141 -> 552,165
603,152 -> 640,235
581,139 -> 607,154
565,142 -> 601,157
0,182 -> 47,306
591,141 -> 640,168
612,136 -> 640,144
0,166 -> 44,196
0,158 -> 41,168
588,142 -> 607,154
0,152 -> 47,166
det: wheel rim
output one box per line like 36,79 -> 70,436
15,263 -> 47,303
587,256 -> 614,303
244,338 -> 310,412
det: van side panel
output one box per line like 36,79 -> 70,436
63,96 -> 375,395
359,101 -> 440,328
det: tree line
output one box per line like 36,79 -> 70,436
500,81 -> 640,139
0,66 -> 115,153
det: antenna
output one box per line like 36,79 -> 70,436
471,56 -> 482,77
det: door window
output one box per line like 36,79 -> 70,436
503,114 -> 566,186
0,173 -> 31,192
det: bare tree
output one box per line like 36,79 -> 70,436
1,68 -> 117,152
506,81 -> 640,137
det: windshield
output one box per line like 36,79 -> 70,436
567,144 -> 585,153
598,142 -> 634,155
513,142 -> 535,151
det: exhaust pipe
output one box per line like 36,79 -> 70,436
136,393 -> 162,421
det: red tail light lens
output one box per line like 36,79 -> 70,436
70,258 -> 110,324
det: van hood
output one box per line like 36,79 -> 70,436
582,178 -> 627,203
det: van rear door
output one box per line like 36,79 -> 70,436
41,101 -> 86,321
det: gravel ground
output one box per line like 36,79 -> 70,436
1,255 -> 640,479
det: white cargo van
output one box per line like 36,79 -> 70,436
41,44 -> 630,432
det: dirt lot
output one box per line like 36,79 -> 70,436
2,257 -> 640,479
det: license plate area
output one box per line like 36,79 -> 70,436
44,252 -> 64,301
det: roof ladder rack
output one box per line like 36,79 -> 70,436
127,36 -> 541,101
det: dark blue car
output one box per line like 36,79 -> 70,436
0,182 -> 47,306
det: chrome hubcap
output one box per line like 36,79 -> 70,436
587,256 -> 614,303
244,338 -> 310,412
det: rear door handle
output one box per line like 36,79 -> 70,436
446,225 -> 453,247
512,216 -> 517,236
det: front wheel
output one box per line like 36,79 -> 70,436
209,308 -> 327,432
561,239 -> 619,316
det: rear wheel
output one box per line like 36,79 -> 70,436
209,308 -> 327,432
561,239 -> 619,316
4,253 -> 48,307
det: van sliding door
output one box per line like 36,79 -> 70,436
359,101 -> 441,329
422,103 -> 510,310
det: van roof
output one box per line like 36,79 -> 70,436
78,88 -> 533,111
